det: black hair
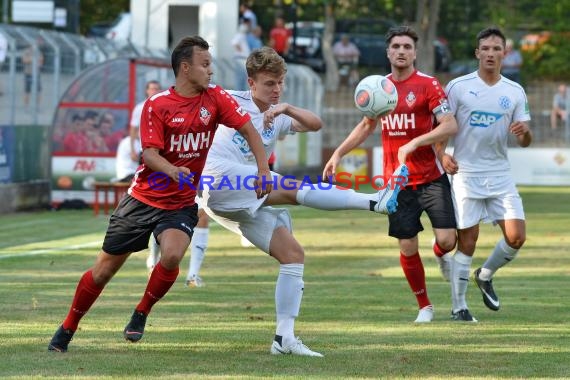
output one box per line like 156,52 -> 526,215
475,27 -> 506,47
171,36 -> 210,77
385,25 -> 418,46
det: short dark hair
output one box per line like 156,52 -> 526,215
171,36 -> 210,77
385,25 -> 418,46
476,27 -> 506,47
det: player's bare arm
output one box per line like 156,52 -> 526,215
142,148 -> 191,182
322,116 -> 377,179
397,112 -> 458,164
239,121 -> 273,198
510,121 -> 532,147
263,103 -> 322,133
434,140 -> 459,175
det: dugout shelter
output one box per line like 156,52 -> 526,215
50,57 -> 173,206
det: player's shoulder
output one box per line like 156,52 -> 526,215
446,71 -> 478,92
500,76 -> 527,94
146,88 -> 174,105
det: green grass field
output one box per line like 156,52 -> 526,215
1,187 -> 569,379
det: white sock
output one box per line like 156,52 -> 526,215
275,263 -> 304,346
295,186 -> 374,211
479,238 -> 519,280
146,236 -> 160,270
187,227 -> 209,280
450,251 -> 472,313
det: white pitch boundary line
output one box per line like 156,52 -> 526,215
0,241 -> 102,259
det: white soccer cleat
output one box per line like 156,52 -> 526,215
414,305 -> 434,323
185,275 -> 205,288
270,337 -> 324,357
374,163 -> 409,214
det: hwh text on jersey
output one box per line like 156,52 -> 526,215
380,113 -> 416,131
170,131 -> 212,152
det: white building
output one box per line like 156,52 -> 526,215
130,0 -> 239,60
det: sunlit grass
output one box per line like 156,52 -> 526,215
0,187 -> 569,378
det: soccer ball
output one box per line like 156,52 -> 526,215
354,75 -> 398,118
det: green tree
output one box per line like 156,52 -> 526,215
79,0 -> 129,35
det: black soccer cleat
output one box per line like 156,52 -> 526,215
48,325 -> 74,352
123,310 -> 148,342
474,268 -> 500,311
451,309 -> 478,322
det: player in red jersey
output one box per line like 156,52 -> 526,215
324,26 -> 459,323
47,36 -> 272,352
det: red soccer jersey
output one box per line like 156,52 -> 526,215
379,70 -> 446,186
129,85 -> 251,209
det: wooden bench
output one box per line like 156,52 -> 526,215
93,181 -> 131,216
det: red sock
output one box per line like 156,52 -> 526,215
135,262 -> 179,315
433,241 -> 447,258
400,252 -> 431,309
62,270 -> 104,331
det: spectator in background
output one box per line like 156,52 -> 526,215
98,111 -> 124,152
551,84 -> 567,130
83,110 -> 109,153
501,38 -> 523,84
231,22 -> 251,90
130,80 -> 161,161
239,2 -> 257,28
22,43 -> 44,107
333,34 -> 361,87
115,125 -> 141,183
269,17 -> 290,58
247,25 -> 263,51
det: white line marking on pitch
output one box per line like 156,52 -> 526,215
0,241 -> 102,259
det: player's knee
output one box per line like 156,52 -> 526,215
437,236 -> 457,253
505,234 -> 526,250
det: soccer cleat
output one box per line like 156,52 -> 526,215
185,275 -> 205,288
270,337 -> 324,357
451,309 -> 478,322
48,325 -> 74,352
123,310 -> 148,342
434,253 -> 452,282
414,305 -> 434,323
474,268 -> 500,311
373,163 -> 409,214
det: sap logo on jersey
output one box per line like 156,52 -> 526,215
469,111 -> 503,128
170,131 -> 212,152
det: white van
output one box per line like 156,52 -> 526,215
105,12 -> 132,41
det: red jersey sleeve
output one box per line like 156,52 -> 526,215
426,77 -> 448,118
212,86 -> 251,129
140,98 -> 166,150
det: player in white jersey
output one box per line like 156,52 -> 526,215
199,47 -> 407,357
442,27 -> 532,321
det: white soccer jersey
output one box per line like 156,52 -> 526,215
201,90 -> 294,213
205,90 -> 293,165
445,72 -> 530,175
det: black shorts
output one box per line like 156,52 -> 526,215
102,195 -> 198,255
388,174 -> 456,239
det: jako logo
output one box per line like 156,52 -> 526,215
469,111 -> 503,128
172,117 -> 185,123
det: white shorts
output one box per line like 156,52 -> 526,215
450,174 -> 525,229
202,204 -> 292,254
199,160 -> 290,253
